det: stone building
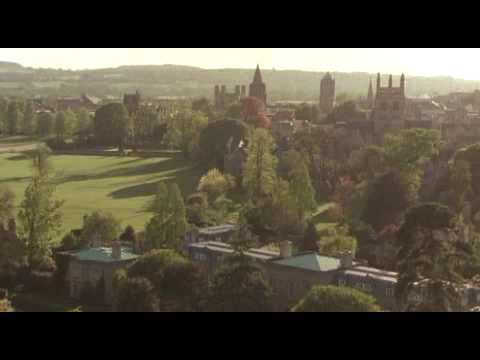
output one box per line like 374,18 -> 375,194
319,72 -> 336,115
367,78 -> 375,109
123,90 -> 141,116
187,240 -> 398,311
214,85 -> 246,110
184,224 -> 237,250
57,94 -> 101,112
371,73 -> 407,139
249,65 -> 267,105
64,242 -> 139,305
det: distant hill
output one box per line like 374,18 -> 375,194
0,61 -> 25,72
0,63 -> 479,101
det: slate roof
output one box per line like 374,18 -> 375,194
70,247 -> 139,263
271,253 -> 341,272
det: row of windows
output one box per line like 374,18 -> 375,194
339,279 -> 395,297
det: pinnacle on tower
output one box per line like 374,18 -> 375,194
368,78 -> 374,106
253,64 -> 263,83
377,73 -> 381,90
388,75 -> 393,88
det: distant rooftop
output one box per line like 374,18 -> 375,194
272,253 -> 341,272
190,241 -> 279,261
69,247 -> 139,263
198,225 -> 236,235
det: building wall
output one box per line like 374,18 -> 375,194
68,260 -> 135,305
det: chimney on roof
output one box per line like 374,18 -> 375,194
340,251 -> 353,269
112,240 -> 122,260
279,241 -> 293,259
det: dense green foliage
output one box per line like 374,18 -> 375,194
292,285 -> 381,312
94,103 -> 130,148
396,203 -> 467,311
17,146 -> 64,270
145,182 -> 187,250
198,119 -> 250,169
116,249 -> 206,312
80,211 -> 121,247
207,254 -> 273,312
243,128 -> 278,201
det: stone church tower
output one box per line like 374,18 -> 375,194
249,65 -> 267,105
372,73 -> 407,139
319,72 -> 336,114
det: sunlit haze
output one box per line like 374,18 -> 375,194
2,48 -> 480,80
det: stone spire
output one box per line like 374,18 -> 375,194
388,74 -> 393,88
368,78 -> 374,109
249,64 -> 267,105
400,73 -> 406,95
253,64 -> 263,83
377,73 -> 381,91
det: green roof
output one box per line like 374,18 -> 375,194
272,253 -> 341,272
72,247 -> 139,263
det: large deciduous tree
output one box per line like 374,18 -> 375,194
396,203 -> 468,312
363,171 -> 416,231
115,249 -> 206,312
80,211 -> 121,248
207,254 -> 273,312
383,128 -> 440,187
115,277 -> 159,312
94,103 -> 130,149
36,112 -> 54,137
198,118 -> 249,170
164,109 -> 208,159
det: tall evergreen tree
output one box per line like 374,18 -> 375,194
23,101 -> 35,136
243,128 -> 278,202
7,101 -> 21,135
145,183 -> 187,250
55,111 -> 67,142
17,146 -> 64,270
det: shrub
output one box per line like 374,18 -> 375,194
292,285 -> 381,312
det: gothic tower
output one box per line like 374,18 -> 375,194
319,72 -> 336,114
249,65 -> 267,105
367,78 -> 374,109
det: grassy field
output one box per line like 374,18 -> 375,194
0,149 -> 202,240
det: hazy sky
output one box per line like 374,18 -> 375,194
2,48 -> 480,80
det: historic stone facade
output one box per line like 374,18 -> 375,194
371,73 -> 407,139
319,72 -> 336,114
65,242 -> 139,305
214,85 -> 246,110
249,65 -> 267,105
187,240 -> 398,311
123,90 -> 141,116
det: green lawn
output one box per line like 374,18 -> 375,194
0,151 -> 202,240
